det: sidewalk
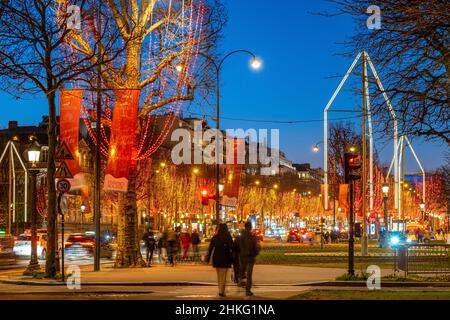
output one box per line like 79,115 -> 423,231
0,264 -> 394,286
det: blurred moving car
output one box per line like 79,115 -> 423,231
64,233 -> 114,260
0,236 -> 16,265
13,232 -> 47,259
253,229 -> 264,242
286,228 -> 311,243
388,231 -> 412,248
265,228 -> 286,240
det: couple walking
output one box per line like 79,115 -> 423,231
206,222 -> 260,297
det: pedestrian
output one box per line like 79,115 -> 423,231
324,231 -> 330,244
157,234 -> 164,263
238,222 -> 261,296
142,229 -> 156,267
205,223 -> 234,297
232,231 -> 241,284
166,227 -> 178,267
191,229 -> 201,261
180,230 -> 191,260
175,227 -> 182,261
417,228 -> 424,243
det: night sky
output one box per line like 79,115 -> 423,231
0,0 -> 447,172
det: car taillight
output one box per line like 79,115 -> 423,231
83,241 -> 94,247
64,241 -> 72,246
14,241 -> 18,245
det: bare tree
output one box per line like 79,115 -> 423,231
0,0 -> 124,278
58,0 -> 226,266
331,0 -> 449,144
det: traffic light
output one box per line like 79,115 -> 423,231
201,189 -> 209,206
344,152 -> 362,183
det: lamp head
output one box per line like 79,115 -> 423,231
27,137 -> 41,166
250,58 -> 262,70
313,145 -> 320,153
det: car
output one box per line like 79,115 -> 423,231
64,233 -> 114,260
388,231 -> 412,247
265,228 -> 286,240
0,236 -> 16,265
286,228 -> 311,243
253,229 -> 264,242
13,233 -> 47,260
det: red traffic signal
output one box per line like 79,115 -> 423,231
347,154 -> 362,169
344,152 -> 362,182
201,189 -> 209,206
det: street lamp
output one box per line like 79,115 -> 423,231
420,202 -> 425,221
80,202 -> 86,229
313,141 -> 323,153
337,207 -> 341,228
24,137 -> 41,275
200,50 -> 261,224
382,183 -> 389,247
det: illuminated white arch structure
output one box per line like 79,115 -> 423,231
386,135 -> 426,219
323,51 -> 399,213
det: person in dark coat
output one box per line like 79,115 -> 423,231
239,222 -> 261,296
142,230 -> 156,267
191,230 -> 201,261
232,232 -> 241,284
166,228 -> 178,266
205,223 -> 234,297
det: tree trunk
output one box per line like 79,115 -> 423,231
45,91 -> 58,278
114,165 -> 146,267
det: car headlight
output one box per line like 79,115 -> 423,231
390,236 -> 400,245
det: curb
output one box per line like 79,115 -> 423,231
2,278 -> 449,288
308,281 -> 450,288
0,279 -> 217,286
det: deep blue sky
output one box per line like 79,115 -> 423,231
0,0 -> 447,172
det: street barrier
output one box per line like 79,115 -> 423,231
396,244 -> 450,275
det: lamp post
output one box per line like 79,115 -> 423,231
337,207 -> 341,227
199,50 -> 261,224
420,202 -> 427,231
80,202 -> 86,230
24,137 -> 41,275
420,202 -> 425,221
382,183 -> 389,247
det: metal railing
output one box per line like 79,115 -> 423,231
396,244 -> 450,275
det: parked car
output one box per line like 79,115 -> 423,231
13,232 -> 47,260
64,233 -> 114,260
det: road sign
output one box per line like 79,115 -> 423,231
55,142 -> 74,161
57,179 -> 71,193
55,162 -> 74,179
